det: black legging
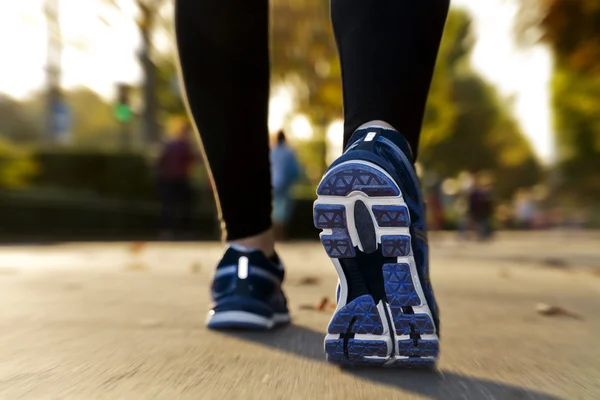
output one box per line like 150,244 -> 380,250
175,0 -> 449,241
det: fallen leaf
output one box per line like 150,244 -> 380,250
317,297 -> 329,311
535,303 -> 583,320
129,242 -> 147,255
299,297 -> 331,312
540,257 -> 569,270
297,276 -> 320,286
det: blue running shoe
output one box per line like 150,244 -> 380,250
314,126 -> 440,367
206,245 -> 290,330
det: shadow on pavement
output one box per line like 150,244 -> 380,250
221,323 -> 562,400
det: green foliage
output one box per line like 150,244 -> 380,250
0,3 -> 534,203
551,67 -> 600,200
33,150 -> 155,199
267,6 -> 541,199
104,0 -> 171,143
66,89 -> 121,147
11,89 -> 130,149
0,139 -> 38,189
421,9 -> 472,150
0,97 -> 42,143
0,186 -> 219,240
155,57 -> 187,122
293,136 -> 327,184
420,9 -> 542,199
271,0 -> 341,124
30,148 -> 212,202
538,0 -> 600,73
520,0 -> 600,201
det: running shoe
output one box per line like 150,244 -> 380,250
314,126 -> 440,367
206,245 -> 290,330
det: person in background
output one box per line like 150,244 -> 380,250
468,172 -> 495,240
514,188 -> 535,230
426,181 -> 445,231
455,172 -> 474,240
157,117 -> 198,239
270,130 -> 301,241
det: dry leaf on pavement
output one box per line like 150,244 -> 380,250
297,276 -> 321,286
129,242 -> 147,255
535,303 -> 583,320
299,297 -> 330,312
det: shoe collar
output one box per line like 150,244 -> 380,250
346,126 -> 414,163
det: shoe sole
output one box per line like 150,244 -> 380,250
206,310 -> 291,330
314,160 -> 439,367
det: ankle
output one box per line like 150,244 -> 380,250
355,120 -> 414,162
358,120 -> 396,131
228,228 -> 275,258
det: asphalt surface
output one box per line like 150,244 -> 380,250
0,232 -> 599,399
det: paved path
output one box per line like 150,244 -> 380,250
0,234 -> 599,399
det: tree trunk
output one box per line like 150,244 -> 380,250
138,3 -> 160,145
44,0 -> 63,144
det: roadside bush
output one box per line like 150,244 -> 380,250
0,139 -> 38,189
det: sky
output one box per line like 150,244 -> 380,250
0,0 -> 554,163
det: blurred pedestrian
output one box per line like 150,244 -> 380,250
514,188 -> 535,230
468,172 -> 495,240
157,117 -> 197,239
270,130 -> 301,241
455,172 -> 474,239
426,183 -> 445,231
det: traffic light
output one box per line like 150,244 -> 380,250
114,83 -> 133,123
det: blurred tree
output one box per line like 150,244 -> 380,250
517,0 -> 600,201
0,96 -> 43,143
419,8 -> 468,151
63,89 -> 120,148
271,0 -> 340,120
129,2 -> 539,199
103,0 -> 171,144
421,8 -> 542,199
268,0 -> 340,177
16,90 -> 124,149
551,68 -> 600,200
0,138 -> 38,189
43,0 -> 63,144
155,56 -> 187,121
269,5 -> 541,199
